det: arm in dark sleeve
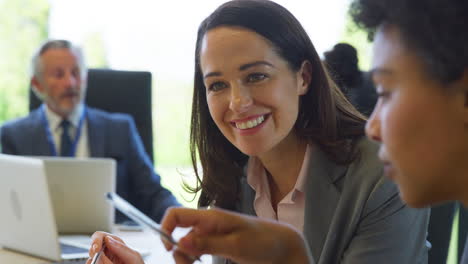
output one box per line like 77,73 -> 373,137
1,125 -> 17,154
124,117 -> 180,223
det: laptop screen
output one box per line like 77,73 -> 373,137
39,157 -> 116,234
0,154 -> 63,261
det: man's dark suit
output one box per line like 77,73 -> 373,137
0,105 -> 179,222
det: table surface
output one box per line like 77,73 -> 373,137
0,227 -> 212,264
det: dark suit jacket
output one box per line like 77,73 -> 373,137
462,236 -> 468,264
0,106 -> 179,223
345,71 -> 377,117
215,138 -> 430,264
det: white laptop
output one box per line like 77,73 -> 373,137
36,157 -> 116,234
0,154 -> 90,261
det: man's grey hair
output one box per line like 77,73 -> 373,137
31,40 -> 87,99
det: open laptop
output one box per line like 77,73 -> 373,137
37,157 -> 116,234
0,154 -> 91,262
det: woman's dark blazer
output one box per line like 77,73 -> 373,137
216,138 -> 430,264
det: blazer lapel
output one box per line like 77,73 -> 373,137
86,107 -> 106,157
30,107 -> 53,155
303,145 -> 347,262
238,176 -> 257,216
237,145 -> 347,262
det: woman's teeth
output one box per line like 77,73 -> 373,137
235,115 -> 265,130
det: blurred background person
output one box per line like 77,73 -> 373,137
0,39 -> 179,223
324,43 -> 377,116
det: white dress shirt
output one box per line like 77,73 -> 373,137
44,103 -> 89,157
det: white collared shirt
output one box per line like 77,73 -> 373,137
44,103 -> 89,157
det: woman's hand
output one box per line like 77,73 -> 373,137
161,207 -> 312,264
86,231 -> 145,264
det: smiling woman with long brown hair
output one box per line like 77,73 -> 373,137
87,1 -> 430,263
183,1 -> 428,263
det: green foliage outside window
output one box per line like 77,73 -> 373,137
0,0 -> 50,124
339,13 -> 373,71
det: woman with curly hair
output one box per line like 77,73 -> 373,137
353,0 -> 468,263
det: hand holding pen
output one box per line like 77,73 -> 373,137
86,233 -> 145,264
87,193 -> 200,264
160,207 -> 312,264
105,192 -> 201,262
89,242 -> 105,264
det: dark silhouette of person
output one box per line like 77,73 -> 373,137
324,43 -> 377,116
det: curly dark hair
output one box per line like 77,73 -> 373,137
350,0 -> 468,84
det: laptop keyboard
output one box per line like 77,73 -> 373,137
40,243 -> 89,264
60,243 -> 89,254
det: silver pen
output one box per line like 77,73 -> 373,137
90,244 -> 106,264
105,192 -> 200,262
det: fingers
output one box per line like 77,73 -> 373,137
162,207 -> 235,233
89,231 -> 108,257
177,231 -> 241,258
160,207 -> 207,251
161,207 -> 249,254
172,213 -> 301,263
161,207 -> 238,235
97,253 -> 114,264
161,207 -> 204,235
173,249 -> 196,264
89,232 -> 126,257
102,236 -> 144,264
85,251 -> 113,264
88,232 -> 133,264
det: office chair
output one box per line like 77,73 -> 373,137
29,68 -> 154,162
